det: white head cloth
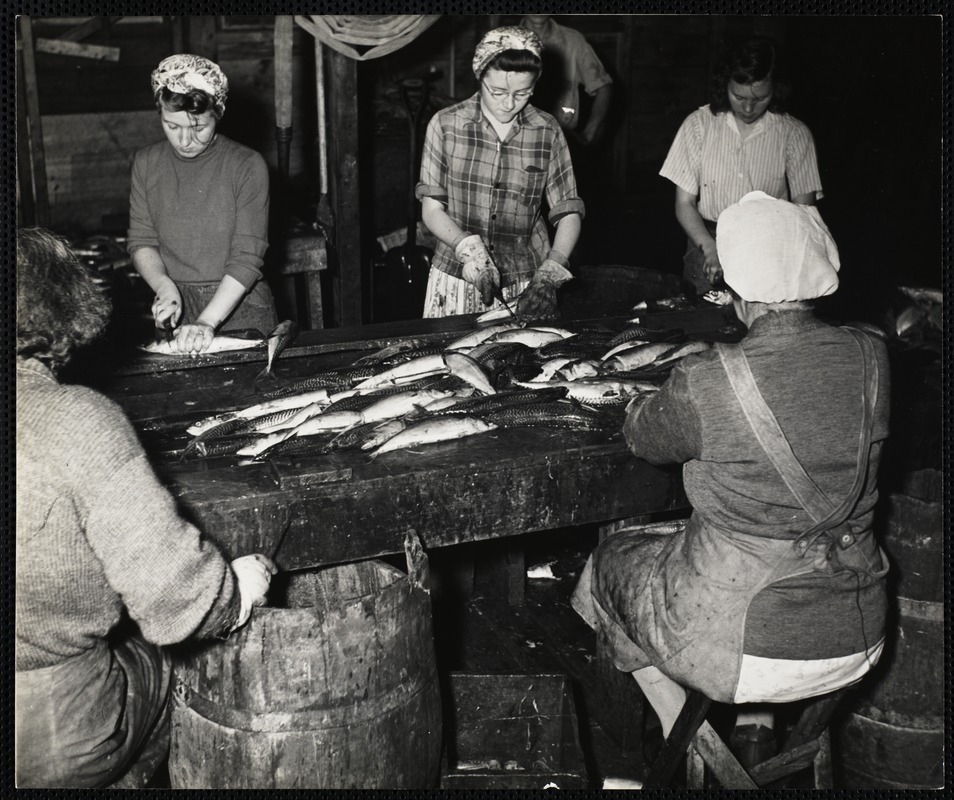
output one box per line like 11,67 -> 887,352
472,26 -> 542,79
717,191 -> 840,303
151,54 -> 229,110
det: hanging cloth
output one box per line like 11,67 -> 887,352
294,15 -> 441,61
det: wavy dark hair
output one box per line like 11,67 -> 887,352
709,38 -> 791,114
479,49 -> 543,82
17,227 -> 111,372
155,85 -> 225,120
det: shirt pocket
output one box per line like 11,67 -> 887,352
521,164 -> 547,207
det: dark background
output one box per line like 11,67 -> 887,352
15,14 -> 945,326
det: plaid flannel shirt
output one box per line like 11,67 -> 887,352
415,94 -> 585,288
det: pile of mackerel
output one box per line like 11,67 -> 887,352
163,318 -> 711,463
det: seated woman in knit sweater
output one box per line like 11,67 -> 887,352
15,227 -> 277,788
128,53 -> 278,354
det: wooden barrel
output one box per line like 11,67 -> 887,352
168,531 -> 443,789
836,469 -> 944,789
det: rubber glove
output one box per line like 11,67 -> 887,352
152,276 -> 183,327
230,554 -> 278,631
517,259 -> 573,320
455,234 -> 500,306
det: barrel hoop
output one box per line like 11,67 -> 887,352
897,595 -> 944,622
174,667 -> 438,733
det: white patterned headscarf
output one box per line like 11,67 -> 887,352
472,26 -> 543,79
717,191 -> 841,303
151,54 -> 229,111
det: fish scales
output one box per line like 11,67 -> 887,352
376,343 -> 447,366
423,387 -> 569,417
465,341 -> 535,367
255,320 -> 299,382
535,340 -> 609,361
481,402 -> 618,431
253,431 -> 340,461
369,416 -> 497,458
261,365 -> 385,397
607,326 -> 685,348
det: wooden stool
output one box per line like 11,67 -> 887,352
642,687 -> 846,789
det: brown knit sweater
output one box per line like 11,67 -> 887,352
16,357 -> 239,671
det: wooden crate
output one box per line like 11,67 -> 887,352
441,673 -> 587,790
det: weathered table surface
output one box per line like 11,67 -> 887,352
86,308 -> 735,571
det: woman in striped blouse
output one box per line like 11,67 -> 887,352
660,38 -> 823,294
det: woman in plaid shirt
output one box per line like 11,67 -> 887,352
415,27 -> 585,319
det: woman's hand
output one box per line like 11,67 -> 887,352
701,241 -> 723,286
151,276 -> 182,327
174,323 -> 215,355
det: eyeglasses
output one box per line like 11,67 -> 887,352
481,81 -> 534,103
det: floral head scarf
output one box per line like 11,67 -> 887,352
472,26 -> 543,79
151,54 -> 229,110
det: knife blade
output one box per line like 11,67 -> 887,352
491,285 -> 520,321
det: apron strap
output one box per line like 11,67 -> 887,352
716,327 -> 880,552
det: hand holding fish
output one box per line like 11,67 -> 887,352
151,277 -> 182,327
173,322 -> 216,355
517,259 -> 572,320
456,234 -> 500,306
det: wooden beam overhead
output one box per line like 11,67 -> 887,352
35,38 -> 121,61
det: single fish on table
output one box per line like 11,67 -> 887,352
513,377 -> 650,408
368,416 -> 498,458
142,333 -> 265,356
254,320 -> 299,382
485,328 -> 570,348
444,323 -> 522,351
480,400 -> 618,432
601,342 -> 676,371
351,352 -> 448,391
185,389 -> 332,436
442,351 -> 497,396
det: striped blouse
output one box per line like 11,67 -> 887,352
416,94 -> 585,288
659,106 -> 823,222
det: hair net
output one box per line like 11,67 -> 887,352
717,191 -> 840,302
472,26 -> 542,79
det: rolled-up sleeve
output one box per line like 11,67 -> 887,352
658,111 -> 703,196
545,125 -> 586,224
784,119 -> 824,200
624,361 -> 702,465
126,150 -> 159,253
415,115 -> 449,205
226,152 -> 270,289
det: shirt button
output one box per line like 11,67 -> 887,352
495,183 -> 500,188
491,214 -> 497,220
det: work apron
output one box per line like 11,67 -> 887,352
573,328 -> 887,703
15,631 -> 172,788
178,279 -> 278,335
682,219 -> 718,295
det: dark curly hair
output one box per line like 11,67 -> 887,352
156,85 -> 225,120
709,38 -> 791,115
17,227 -> 111,372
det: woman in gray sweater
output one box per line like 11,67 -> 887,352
15,228 -> 276,788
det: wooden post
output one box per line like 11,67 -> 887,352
326,48 -> 362,327
18,17 -> 50,228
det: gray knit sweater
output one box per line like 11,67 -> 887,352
16,357 -> 240,671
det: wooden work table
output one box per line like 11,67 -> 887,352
84,308 -> 736,572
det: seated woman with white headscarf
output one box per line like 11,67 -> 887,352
572,191 -> 890,754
